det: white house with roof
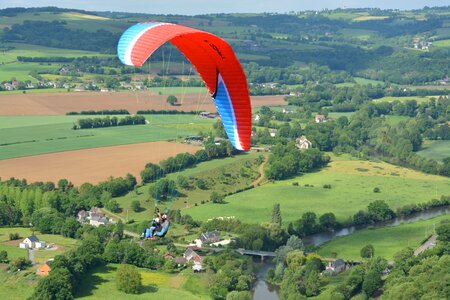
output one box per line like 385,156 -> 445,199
19,235 -> 46,249
77,207 -> 113,227
325,259 -> 346,275
315,114 -> 326,123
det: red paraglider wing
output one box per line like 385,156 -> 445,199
117,22 -> 251,150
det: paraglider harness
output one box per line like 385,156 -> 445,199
143,208 -> 170,239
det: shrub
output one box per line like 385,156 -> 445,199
323,184 -> 332,189
292,182 -> 299,186
116,264 -> 142,294
9,233 -> 20,240
373,187 -> 381,193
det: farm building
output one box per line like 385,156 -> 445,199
192,231 -> 221,247
325,259 -> 346,275
296,136 -> 312,150
19,235 -> 46,249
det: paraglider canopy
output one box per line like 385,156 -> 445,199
117,22 -> 251,150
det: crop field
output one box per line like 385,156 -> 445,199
75,264 -> 210,299
0,91 -> 287,116
353,15 -> 389,22
338,29 -> 377,40
318,214 -> 450,260
111,152 -> 261,223
184,155 -> 450,225
0,114 -> 212,159
418,140 -> 450,161
0,141 -> 202,185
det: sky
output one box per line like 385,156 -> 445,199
0,0 -> 447,15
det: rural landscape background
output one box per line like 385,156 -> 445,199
0,4 -> 449,300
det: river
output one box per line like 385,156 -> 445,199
303,206 -> 450,246
253,261 -> 279,300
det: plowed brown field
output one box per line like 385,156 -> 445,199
0,141 -> 201,185
0,91 -> 287,116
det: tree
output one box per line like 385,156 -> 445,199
367,200 -> 395,222
151,178 -> 178,201
226,291 -> 252,300
131,200 -> 141,212
32,267 -> 74,300
11,257 -> 32,271
106,199 -> 120,213
319,212 -> 337,229
61,217 -> 81,238
116,264 -> 142,294
211,191 -> 225,204
140,163 -> 163,183
436,222 -> 450,243
362,269 -> 381,297
271,203 -> 282,226
31,207 -> 64,234
360,244 -> 375,259
285,235 -> 304,250
166,95 -> 178,105
0,250 -> 8,263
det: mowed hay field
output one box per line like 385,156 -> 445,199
0,91 -> 287,116
0,141 -> 201,185
184,155 -> 450,225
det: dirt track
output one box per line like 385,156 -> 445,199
0,91 -> 287,116
0,141 -> 201,185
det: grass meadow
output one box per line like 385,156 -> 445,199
75,264 -> 210,300
184,154 -> 450,225
418,140 -> 450,161
318,214 -> 450,260
0,115 -> 214,159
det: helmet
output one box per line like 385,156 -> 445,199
155,217 -> 160,223
161,214 -> 167,220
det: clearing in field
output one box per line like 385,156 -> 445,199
184,155 -> 450,225
0,141 -> 201,185
0,91 -> 286,116
418,140 -> 450,161
318,214 -> 450,260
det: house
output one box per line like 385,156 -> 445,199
184,248 -> 202,262
133,82 -> 145,90
19,235 -> 46,249
36,263 -> 51,277
254,114 -> 261,121
296,136 -> 312,150
77,210 -> 88,222
164,252 -> 175,260
173,257 -> 187,266
89,215 -> 110,227
326,259 -> 346,275
77,207 -> 113,227
3,83 -> 15,91
120,82 -> 132,89
200,231 -> 220,244
100,87 -> 110,92
269,129 -> 277,137
211,239 -> 232,247
26,83 -> 35,89
74,85 -> 86,92
282,108 -> 294,114
315,114 -> 326,123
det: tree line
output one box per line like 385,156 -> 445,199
74,115 -> 146,129
66,109 -> 130,115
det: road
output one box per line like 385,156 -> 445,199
414,234 -> 437,256
28,249 -> 35,265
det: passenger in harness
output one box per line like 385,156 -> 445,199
141,208 -> 170,240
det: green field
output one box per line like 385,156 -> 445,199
0,62 -> 61,82
147,87 -> 208,95
335,77 -> 385,87
338,29 -> 377,40
0,266 -> 37,300
75,264 -> 210,299
318,214 -> 450,260
418,140 -> 450,161
0,115 -> 214,159
433,39 -> 450,48
373,96 -> 435,103
184,155 -> 450,225
110,152 -> 261,223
